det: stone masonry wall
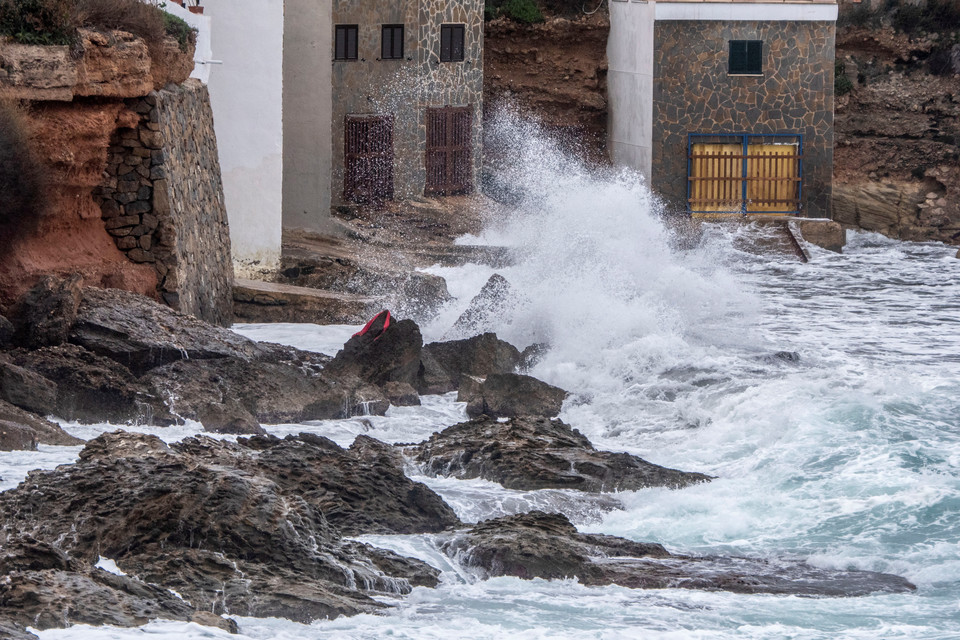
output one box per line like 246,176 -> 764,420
94,79 -> 233,326
652,21 -> 835,218
331,0 -> 483,205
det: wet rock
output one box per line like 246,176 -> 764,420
384,380 -> 421,406
461,372 -> 567,418
327,314 -> 423,389
408,415 -> 712,492
519,342 -> 549,372
418,333 -> 521,394
0,536 -> 234,636
443,511 -> 916,596
0,399 -> 83,447
70,286 -> 261,375
0,357 -> 57,415
196,399 -> 264,435
0,431 -> 444,623
0,315 -> 13,349
772,351 -> 801,362
0,420 -> 36,451
12,274 -> 83,348
7,344 -> 174,425
449,273 -> 526,337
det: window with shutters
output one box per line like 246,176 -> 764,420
728,40 -> 762,75
335,25 -> 358,61
439,24 -> 465,62
381,25 -> 404,60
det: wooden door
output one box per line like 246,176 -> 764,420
344,115 -> 394,203
689,143 -> 743,214
425,107 -> 472,196
745,144 -> 800,214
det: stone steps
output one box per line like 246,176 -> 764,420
233,278 -> 380,324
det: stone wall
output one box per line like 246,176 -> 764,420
652,20 -> 835,218
94,80 -> 233,326
330,0 -> 483,205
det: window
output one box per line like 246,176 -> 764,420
439,24 -> 465,62
728,40 -> 762,75
381,25 -> 404,60
335,25 -> 358,61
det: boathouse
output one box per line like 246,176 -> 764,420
607,0 -> 838,218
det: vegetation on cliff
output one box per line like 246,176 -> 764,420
0,0 -> 195,50
0,102 -> 46,237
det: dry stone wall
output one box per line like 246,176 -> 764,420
652,21 -> 835,218
94,79 -> 233,326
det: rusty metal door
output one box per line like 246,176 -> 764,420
344,115 -> 394,203
425,107 -> 472,196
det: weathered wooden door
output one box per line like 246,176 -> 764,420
425,107 -> 473,196
344,115 -> 394,203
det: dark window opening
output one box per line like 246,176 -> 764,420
381,25 -> 404,60
440,24 -> 465,62
335,25 -> 358,61
729,40 -> 763,75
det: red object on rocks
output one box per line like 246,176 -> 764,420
353,310 -> 391,340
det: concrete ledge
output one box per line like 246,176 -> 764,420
233,279 -> 379,324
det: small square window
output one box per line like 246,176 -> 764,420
335,25 -> 358,61
440,24 -> 465,62
729,40 -> 762,75
382,25 -> 404,60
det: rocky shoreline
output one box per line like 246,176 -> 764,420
0,277 -> 916,638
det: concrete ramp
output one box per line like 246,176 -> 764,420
707,217 -> 844,261
233,279 -> 379,324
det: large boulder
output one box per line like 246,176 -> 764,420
461,372 -> 567,418
0,315 -> 13,349
11,274 -> 84,349
442,511 -> 916,597
448,273 -> 527,338
69,286 -> 261,375
418,333 -> 521,394
407,415 -> 712,492
0,431 -> 445,624
0,400 -> 83,448
0,536 -> 235,638
0,357 -> 57,416
327,312 -> 423,389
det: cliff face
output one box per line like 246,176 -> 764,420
833,27 -> 960,244
1,28 -> 233,325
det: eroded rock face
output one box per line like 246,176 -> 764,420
461,372 -> 567,418
418,333 -> 521,394
0,431 -> 445,625
407,415 -> 712,492
0,400 -> 83,449
443,511 -> 916,597
327,316 -> 423,390
11,273 -> 83,349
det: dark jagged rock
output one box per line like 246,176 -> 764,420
0,356 -> 57,415
450,273 -> 526,337
442,511 -> 916,597
196,399 -> 265,435
12,274 -> 83,349
0,431 -> 444,624
327,315 -> 423,389
407,415 -> 712,492
0,315 -> 14,349
519,342 -> 549,372
0,536 -> 236,636
461,372 -> 567,418
418,333 -> 521,394
70,286 -> 262,375
7,344 -> 175,425
0,399 -> 82,448
384,381 -> 421,406
0,420 -> 36,451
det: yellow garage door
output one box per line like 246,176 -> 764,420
745,144 -> 800,214
689,143 -> 743,216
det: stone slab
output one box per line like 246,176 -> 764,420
233,279 -> 379,324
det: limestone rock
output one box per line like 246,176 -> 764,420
327,315 -> 423,389
196,400 -> 264,435
418,333 -> 521,394
0,400 -> 83,448
384,381 -> 421,406
407,415 -> 712,492
0,431 -> 445,623
442,511 -> 916,596
0,421 -> 37,452
461,372 -> 567,418
13,274 -> 84,349
450,273 -> 524,337
0,357 -> 57,416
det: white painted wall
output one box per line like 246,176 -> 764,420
204,0 -> 284,275
607,0 -> 655,179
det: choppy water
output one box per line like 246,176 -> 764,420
6,120 -> 960,638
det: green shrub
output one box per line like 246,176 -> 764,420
834,59 -> 854,96
500,0 -> 544,24
0,102 -> 47,236
163,12 -> 195,52
0,0 -> 75,45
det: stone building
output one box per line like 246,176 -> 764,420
283,0 -> 484,223
607,0 -> 838,218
